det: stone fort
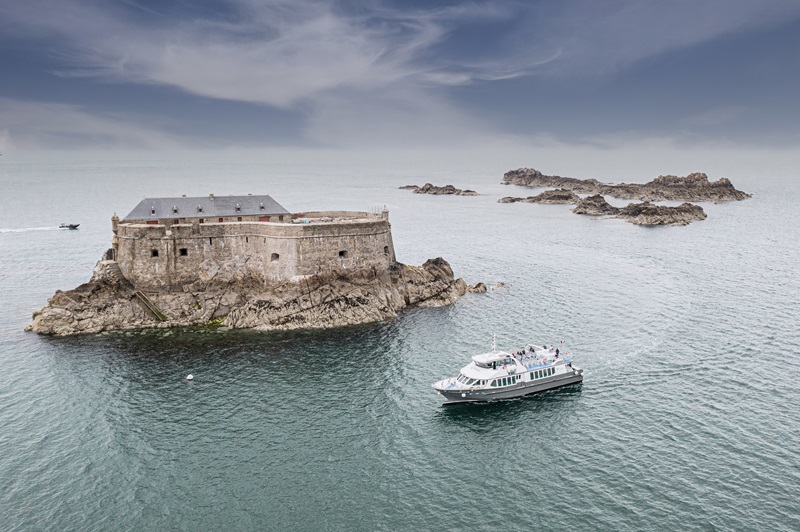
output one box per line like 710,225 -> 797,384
111,194 -> 396,291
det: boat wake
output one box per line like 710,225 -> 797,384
0,226 -> 62,234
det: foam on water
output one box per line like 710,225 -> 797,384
0,226 -> 62,233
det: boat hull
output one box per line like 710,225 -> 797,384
437,373 -> 583,405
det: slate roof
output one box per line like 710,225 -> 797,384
123,195 -> 291,221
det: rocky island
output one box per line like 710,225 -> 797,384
572,194 -> 620,215
502,168 -> 750,202
27,195 -> 473,336
400,183 -> 478,196
571,195 -> 707,226
498,188 -> 580,204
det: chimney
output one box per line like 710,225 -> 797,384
209,193 -> 215,200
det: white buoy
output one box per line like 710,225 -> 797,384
186,374 -> 193,380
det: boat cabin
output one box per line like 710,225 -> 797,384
471,351 -> 519,369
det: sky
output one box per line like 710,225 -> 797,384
1,0 -> 800,153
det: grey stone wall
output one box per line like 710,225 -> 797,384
115,212 -> 396,291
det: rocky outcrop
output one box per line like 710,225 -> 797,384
616,201 -> 707,226
467,282 -> 487,293
571,195 -> 706,225
27,257 -> 470,336
572,195 -> 620,215
498,188 -> 580,204
401,183 -> 478,196
502,168 -> 750,202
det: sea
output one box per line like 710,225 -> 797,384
1,149 -> 798,531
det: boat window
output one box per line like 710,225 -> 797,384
490,380 -> 497,387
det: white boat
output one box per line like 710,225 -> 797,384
432,336 -> 584,405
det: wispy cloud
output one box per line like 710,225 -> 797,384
1,0 -> 799,149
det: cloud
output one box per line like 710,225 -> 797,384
683,106 -> 749,127
0,98 -> 182,150
519,0 -> 800,76
1,0 -> 800,149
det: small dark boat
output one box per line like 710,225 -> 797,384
59,223 -> 80,230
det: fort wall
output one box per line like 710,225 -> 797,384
114,211 -> 396,291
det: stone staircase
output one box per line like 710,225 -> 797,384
134,290 -> 168,322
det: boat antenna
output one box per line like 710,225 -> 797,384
492,333 -> 497,353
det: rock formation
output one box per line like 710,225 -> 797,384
27,256 -> 469,336
467,282 -> 487,293
616,201 -> 707,226
498,188 -> 580,204
572,195 -> 620,215
502,168 -> 750,202
401,183 -> 478,196
571,195 -> 706,225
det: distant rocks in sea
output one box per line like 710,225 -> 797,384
467,282 -> 488,293
572,194 -> 620,215
502,168 -> 750,202
571,195 -> 707,226
617,201 -> 707,226
401,183 -> 478,196
498,188 -> 579,204
498,167 -> 747,227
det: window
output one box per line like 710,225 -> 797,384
384,246 -> 389,255
172,206 -> 178,214
209,238 -> 213,245
491,380 -> 498,387
245,237 -> 249,243
271,253 -> 279,262
199,218 -> 204,223
235,204 -> 241,213
150,207 -> 156,215
198,206 -> 203,213
259,203 -> 265,211
151,249 -> 159,257
237,217 -> 242,222
219,217 -> 224,223
339,250 -> 348,258
179,248 -> 188,256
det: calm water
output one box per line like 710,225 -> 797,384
1,152 -> 798,531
